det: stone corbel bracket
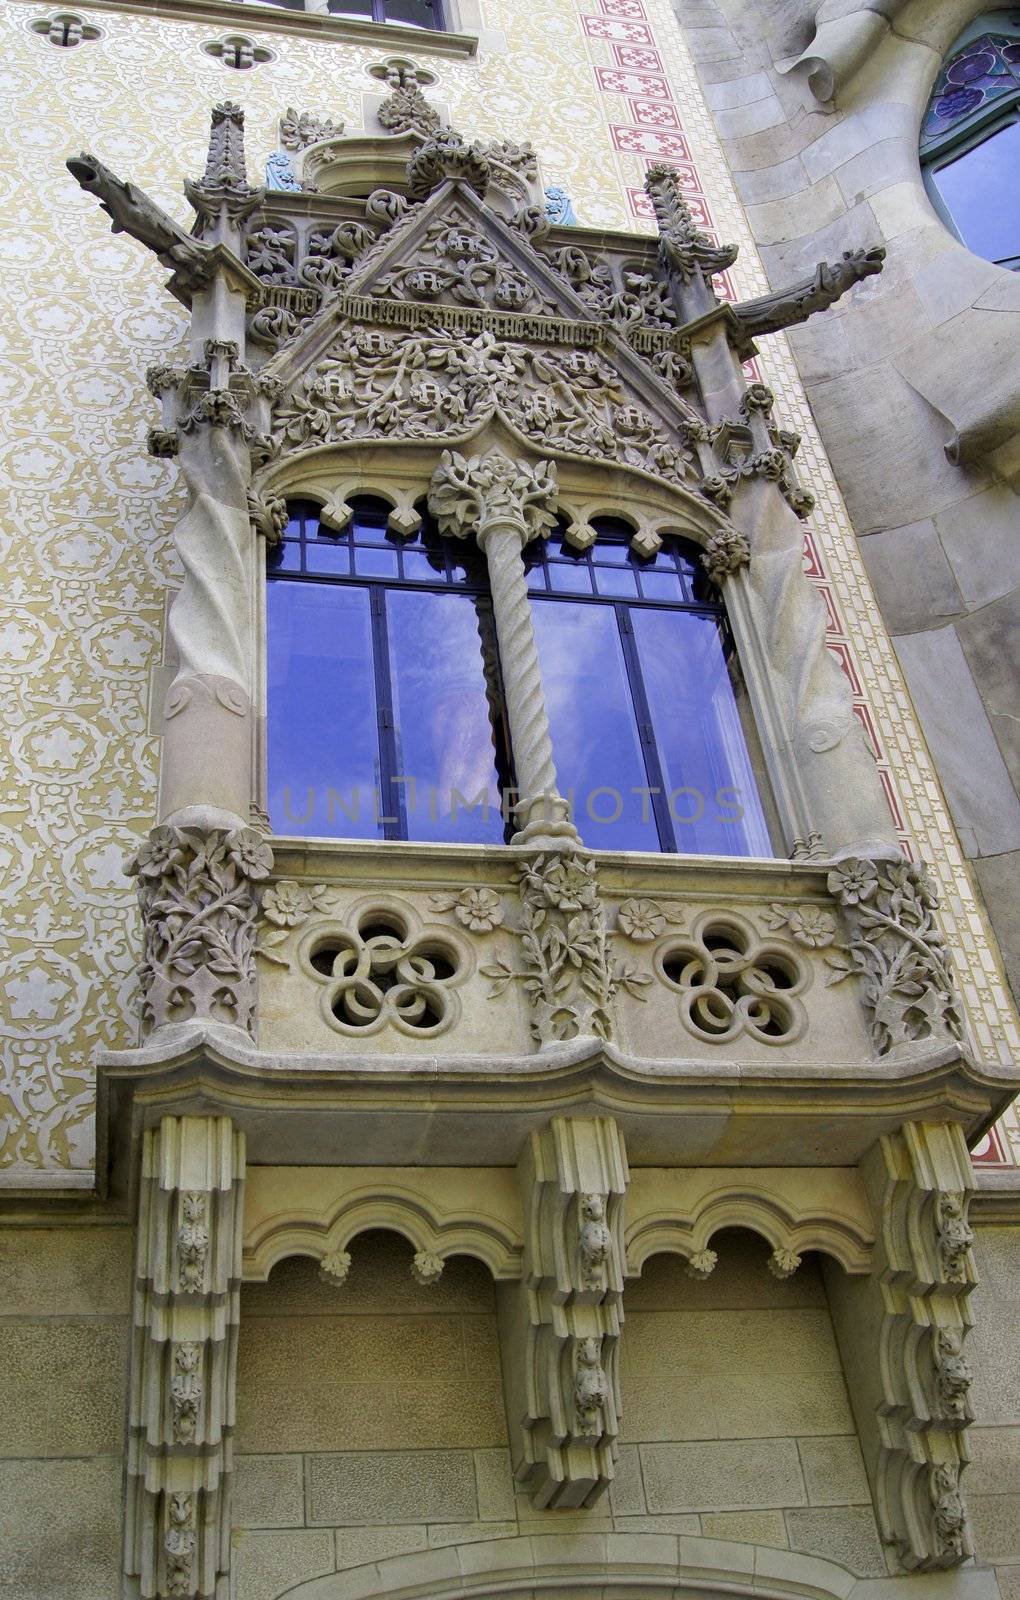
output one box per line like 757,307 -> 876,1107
499,1115 -> 628,1509
828,1121 -> 977,1572
127,1114 -> 245,1600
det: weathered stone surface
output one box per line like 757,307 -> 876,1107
0,1320 -> 126,1456
640,1439 -> 807,1512
701,1510 -> 788,1544
305,1449 -> 478,1525
935,485 -> 1020,611
0,1458 -> 122,1600
334,1524 -> 427,1570
972,853 -> 1020,1004
859,521 -> 963,635
0,1227 -> 131,1316
474,1447 -> 517,1521
797,1435 -> 871,1505
957,592 -> 1020,791
893,628 -> 1020,858
231,1530 -> 334,1600
608,1444 -> 647,1516
785,1505 -> 887,1575
233,1454 -> 305,1528
966,1495 -> 1020,1563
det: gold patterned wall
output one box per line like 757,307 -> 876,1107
0,0 -> 1015,1181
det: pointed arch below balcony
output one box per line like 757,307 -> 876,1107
625,1167 -> 875,1276
241,1165 -> 524,1283
273,1532 -> 895,1600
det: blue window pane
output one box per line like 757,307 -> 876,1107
402,549 -> 446,583
630,607 -> 771,857
532,600 -> 660,853
931,119 -> 1020,262
385,590 -> 505,845
354,546 -> 400,579
352,521 -> 394,547
589,540 -> 633,566
527,569 -> 548,592
636,568 -> 682,603
386,0 -> 441,26
546,563 -> 594,595
305,544 -> 350,576
267,580 -> 382,840
267,541 -> 301,574
593,565 -> 639,598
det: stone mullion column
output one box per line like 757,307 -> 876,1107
127,1115 -> 245,1600
428,449 -> 578,848
498,1116 -> 628,1509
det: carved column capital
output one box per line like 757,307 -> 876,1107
128,824 -> 273,1037
428,448 -> 558,548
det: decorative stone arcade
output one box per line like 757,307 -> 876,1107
69,89 -> 1014,1600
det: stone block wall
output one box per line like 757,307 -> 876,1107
967,1228 -> 1020,1594
0,1225 -> 131,1599
230,1230 -> 886,1598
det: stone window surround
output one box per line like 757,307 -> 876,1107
21,0 -> 481,56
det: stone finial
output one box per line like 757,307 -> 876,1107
377,62 -> 442,136
406,129 -> 490,200
200,101 -> 252,193
644,163 -> 738,289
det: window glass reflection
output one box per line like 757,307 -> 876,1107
532,599 -> 660,853
931,118 -> 1020,264
267,580 -> 381,839
386,590 -> 506,844
631,607 -> 772,856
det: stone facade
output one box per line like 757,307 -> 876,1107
0,2 -> 1018,1599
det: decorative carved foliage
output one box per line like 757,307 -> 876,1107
644,163 -> 738,288
700,527 -> 749,583
280,107 -> 343,151
377,63 -> 442,137
128,825 -> 273,1037
196,100 -> 252,195
659,917 -> 806,1046
429,449 -> 558,543
935,1191 -> 975,1284
164,1491 -> 196,1596
271,324 -> 697,489
429,886 -> 504,933
406,130 -> 491,201
509,1117 -> 628,1508
301,906 -> 464,1037
247,486 -> 288,546
411,1250 -> 445,1286
767,1246 -> 802,1279
761,902 -> 839,949
483,851 -> 650,1046
319,1249 -> 352,1287
177,1192 -> 210,1292
826,858 -> 963,1056
373,214 -> 557,314
684,1249 -> 718,1280
170,1343 -> 202,1444
932,1328 -> 972,1423
246,223 -> 297,285
615,897 -> 683,942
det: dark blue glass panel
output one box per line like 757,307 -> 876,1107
267,541 -> 301,574
532,599 -> 660,853
593,565 -> 639,599
635,568 -> 683,603
931,119 -> 1020,262
590,541 -> 633,566
304,544 -> 351,576
546,563 -> 594,595
267,580 -> 381,839
402,549 -> 446,584
385,589 -> 505,844
354,546 -> 401,579
630,607 -> 771,857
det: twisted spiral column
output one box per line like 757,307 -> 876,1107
478,518 -> 576,845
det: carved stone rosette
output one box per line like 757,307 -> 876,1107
128,825 -> 274,1037
500,1117 -> 628,1508
826,858 -> 963,1056
127,1116 -> 245,1599
860,1122 -> 976,1569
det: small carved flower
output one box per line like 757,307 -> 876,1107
828,859 -> 877,906
617,898 -> 666,942
786,907 -> 837,948
226,829 -> 274,882
263,880 -> 313,928
131,826 -> 183,879
541,857 -> 596,912
454,887 -> 503,933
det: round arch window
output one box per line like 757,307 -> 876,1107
920,10 -> 1020,268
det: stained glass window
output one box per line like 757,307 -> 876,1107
920,14 -> 1020,269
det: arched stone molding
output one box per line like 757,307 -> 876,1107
270,1532 -> 899,1600
241,1165 -> 523,1283
625,1166 -> 875,1276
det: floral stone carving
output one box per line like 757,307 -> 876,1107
429,886 -> 504,932
280,107 -> 343,151
128,825 -> 273,1037
933,1327 -> 972,1423
483,852 -> 650,1045
826,858 -> 963,1055
270,324 -> 697,490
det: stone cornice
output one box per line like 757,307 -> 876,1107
971,1166 -> 1020,1223
21,0 -> 479,55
